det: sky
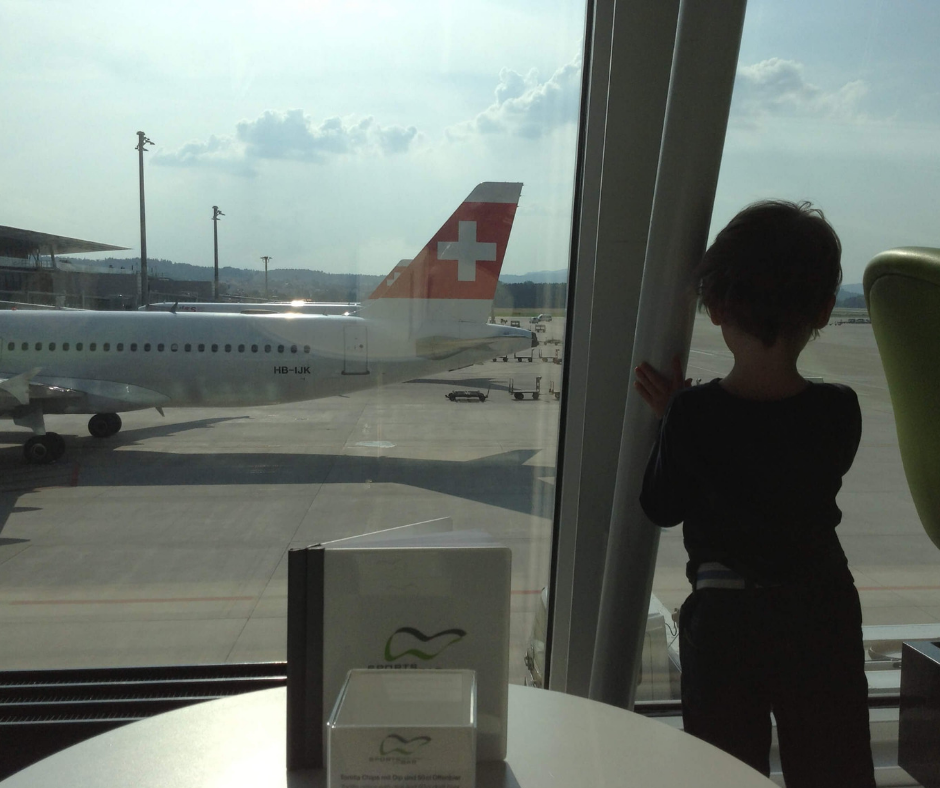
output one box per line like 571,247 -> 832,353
1,0 -> 938,285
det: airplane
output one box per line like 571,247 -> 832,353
0,182 -> 534,463
138,260 -> 412,316
140,301 -> 359,315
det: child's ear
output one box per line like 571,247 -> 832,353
815,295 -> 836,329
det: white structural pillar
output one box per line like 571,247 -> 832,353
589,0 -> 748,708
549,0 -> 679,695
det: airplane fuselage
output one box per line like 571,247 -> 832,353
0,310 -> 532,414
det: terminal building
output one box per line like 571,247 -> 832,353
0,226 -> 212,309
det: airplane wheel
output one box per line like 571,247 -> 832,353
532,393 -> 540,400
89,413 -> 122,438
478,395 -> 486,402
514,393 -> 524,400
48,432 -> 66,460
447,393 -> 456,401
23,435 -> 59,465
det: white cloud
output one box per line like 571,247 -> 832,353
152,134 -> 254,176
448,55 -> 582,140
732,58 -> 869,123
154,109 -> 419,175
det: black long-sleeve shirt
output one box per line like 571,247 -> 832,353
640,379 -> 861,587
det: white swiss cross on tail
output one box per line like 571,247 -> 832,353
362,182 -> 522,324
437,221 -> 497,282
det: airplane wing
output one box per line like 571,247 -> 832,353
0,368 -> 41,405
0,369 -> 86,414
0,369 -> 169,414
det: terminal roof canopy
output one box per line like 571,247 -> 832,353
0,225 -> 129,257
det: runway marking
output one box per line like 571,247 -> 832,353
10,596 -> 256,606
9,588 -> 932,606
857,586 -> 940,592
10,592 -> 546,605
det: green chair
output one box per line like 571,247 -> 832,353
863,247 -> 940,552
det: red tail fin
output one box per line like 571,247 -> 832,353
366,183 -> 522,316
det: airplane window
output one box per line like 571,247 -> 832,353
185,344 -> 192,352
304,345 -> 311,354
6,342 -> 13,351
198,344 -> 205,352
157,344 -> 164,352
290,345 -> 297,353
63,343 -> 69,351
225,344 -> 232,352
49,343 -> 56,351
90,343 -> 96,351
238,344 -> 245,352
265,345 -> 271,353
277,345 -> 285,353
211,344 -> 218,352
76,343 -> 83,351
251,345 -> 258,353
130,343 -> 137,352
21,342 -> 27,351
35,343 -> 42,351
103,343 -> 110,351
116,343 -> 123,351
144,343 -> 151,351
171,343 -> 179,352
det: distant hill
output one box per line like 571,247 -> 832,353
56,257 -> 384,302
56,258 -> 857,312
837,284 -> 866,309
56,257 -> 570,299
501,269 -> 567,284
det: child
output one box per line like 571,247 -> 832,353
635,200 -> 875,787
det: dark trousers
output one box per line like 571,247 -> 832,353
679,582 -> 875,788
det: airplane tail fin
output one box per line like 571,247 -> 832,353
360,182 -> 522,324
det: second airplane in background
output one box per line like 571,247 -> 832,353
0,182 -> 533,463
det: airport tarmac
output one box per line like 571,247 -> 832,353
0,318 -> 566,682
1,313 -> 938,685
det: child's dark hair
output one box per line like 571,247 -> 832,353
694,200 -> 842,347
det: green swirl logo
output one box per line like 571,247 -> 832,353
384,627 -> 467,661
380,734 -> 432,756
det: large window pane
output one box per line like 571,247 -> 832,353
0,0 -> 586,682
648,0 -> 940,701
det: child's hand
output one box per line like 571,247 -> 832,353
634,356 -> 692,418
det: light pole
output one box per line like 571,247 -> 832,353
261,256 -> 271,300
136,131 -> 154,306
212,206 -> 224,301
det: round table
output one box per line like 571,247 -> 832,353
0,685 -> 776,787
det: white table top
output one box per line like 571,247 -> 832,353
1,685 -> 776,787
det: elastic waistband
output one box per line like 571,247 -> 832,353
694,562 -> 777,591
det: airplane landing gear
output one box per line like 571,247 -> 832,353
88,413 -> 122,439
23,433 -> 66,464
